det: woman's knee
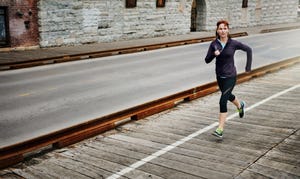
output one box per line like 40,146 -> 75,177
229,94 -> 235,102
219,99 -> 227,113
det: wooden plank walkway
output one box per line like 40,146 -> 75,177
1,63 -> 299,178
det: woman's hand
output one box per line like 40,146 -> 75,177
214,50 -> 221,56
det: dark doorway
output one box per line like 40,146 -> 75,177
190,0 -> 206,32
0,7 -> 9,47
191,0 -> 197,31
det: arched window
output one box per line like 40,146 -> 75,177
157,0 -> 166,7
242,0 -> 248,8
126,0 -> 137,8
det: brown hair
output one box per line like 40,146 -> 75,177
216,20 -> 230,39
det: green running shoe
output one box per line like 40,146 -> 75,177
238,101 -> 245,118
212,128 -> 223,138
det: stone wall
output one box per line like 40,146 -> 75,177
37,0 -> 298,48
0,0 -> 298,48
202,0 -> 298,30
38,0 -> 192,47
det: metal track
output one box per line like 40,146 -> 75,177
0,32 -> 247,70
0,53 -> 299,169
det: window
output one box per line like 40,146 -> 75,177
126,0 -> 137,8
157,0 -> 166,8
242,0 -> 248,8
0,7 -> 9,46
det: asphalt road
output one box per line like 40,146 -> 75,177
0,29 -> 300,148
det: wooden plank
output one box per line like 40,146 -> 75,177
51,157 -> 115,178
127,127 -> 268,156
26,160 -> 90,179
148,156 -> 233,179
139,162 -> 203,179
58,147 -> 130,179
75,143 -> 201,179
11,167 -> 55,179
257,158 -> 300,176
0,154 -> 23,170
236,170 -> 270,179
119,131 -> 258,162
246,164 -> 299,179
0,170 -> 25,179
53,123 -> 115,148
101,135 -> 250,168
87,139 -> 238,177
132,102 -> 174,120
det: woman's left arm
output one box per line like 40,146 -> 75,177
237,41 -> 252,72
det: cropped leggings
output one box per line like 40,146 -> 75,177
217,76 -> 236,113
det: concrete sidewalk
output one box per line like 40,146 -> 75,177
1,21 -> 300,68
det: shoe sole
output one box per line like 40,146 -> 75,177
212,132 -> 223,139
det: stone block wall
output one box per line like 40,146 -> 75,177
203,0 -> 298,30
37,0 -> 298,47
0,0 -> 298,49
38,0 -> 192,47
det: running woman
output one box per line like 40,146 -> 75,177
205,20 -> 252,138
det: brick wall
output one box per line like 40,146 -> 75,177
0,0 -> 39,48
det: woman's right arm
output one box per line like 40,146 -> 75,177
205,42 -> 216,63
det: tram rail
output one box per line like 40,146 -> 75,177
0,55 -> 299,169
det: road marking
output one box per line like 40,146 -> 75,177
18,87 -> 57,98
107,83 -> 300,179
19,93 -> 32,97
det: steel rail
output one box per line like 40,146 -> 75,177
260,25 -> 300,33
0,32 -> 247,70
0,56 -> 299,169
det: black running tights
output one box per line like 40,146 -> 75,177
217,76 -> 236,113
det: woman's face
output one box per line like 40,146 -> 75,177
217,23 -> 229,39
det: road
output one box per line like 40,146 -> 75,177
0,29 -> 300,148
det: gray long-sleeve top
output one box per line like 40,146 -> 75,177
205,38 -> 252,77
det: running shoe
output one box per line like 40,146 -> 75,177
212,128 -> 223,138
238,101 -> 245,118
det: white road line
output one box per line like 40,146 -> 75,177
107,83 -> 300,179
